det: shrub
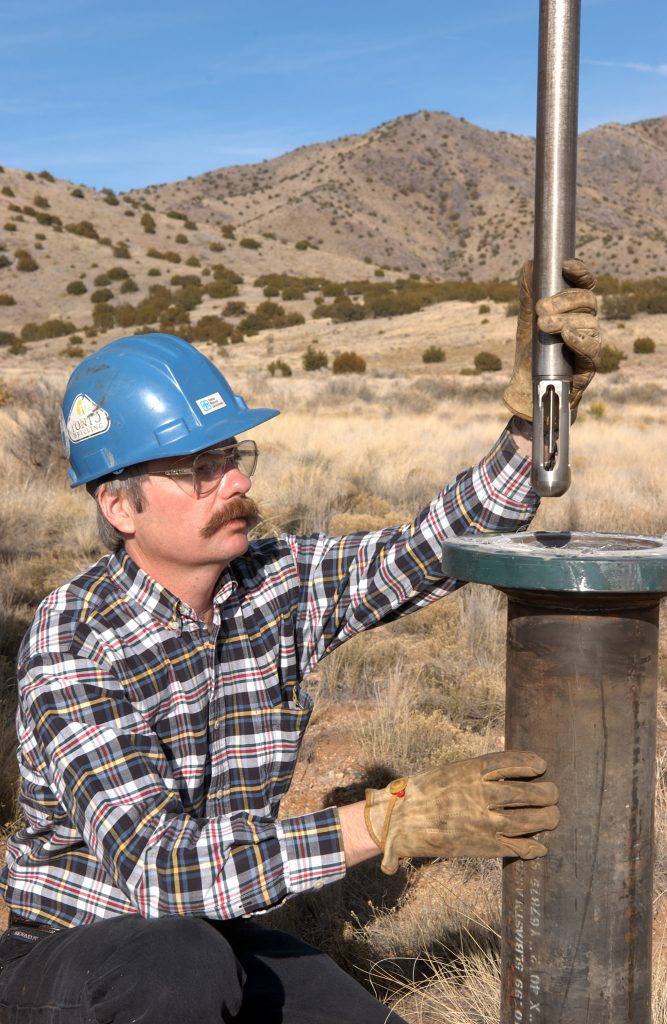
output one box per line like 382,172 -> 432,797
302,345 -> 328,371
113,303 -> 138,328
0,331 -> 16,346
191,316 -> 234,345
422,345 -> 445,364
62,340 -> 85,357
70,188 -> 84,199
66,280 -> 87,295
141,212 -> 156,234
313,298 -> 365,322
147,248 -> 181,264
171,283 -> 204,311
1,186 -> 14,197
263,285 -> 280,298
221,224 -> 235,239
112,242 -> 130,259
107,266 -> 130,281
120,278 -> 139,294
92,304 -> 116,330
209,242 -> 225,253
185,256 -> 200,267
38,170 -> 55,182
35,211 -> 62,228
474,351 -> 502,373
211,264 -> 243,284
478,304 -> 491,314
268,359 -> 292,377
15,249 -> 39,272
206,279 -> 239,300
240,237 -> 261,249
91,287 -> 113,304
66,220 -> 99,240
240,301 -> 304,335
93,272 -> 111,286
21,318 -> 76,341
33,194 -> 49,209
598,344 -> 626,373
102,188 -> 119,206
0,294 -> 16,306
322,282 -> 345,298
332,351 -> 366,374
633,336 -> 655,354
604,293 -> 637,319
222,301 -> 246,317
588,400 -> 606,420
175,233 -> 188,244
364,291 -> 422,318
282,286 -> 305,301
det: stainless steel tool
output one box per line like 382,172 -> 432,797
531,0 -> 581,496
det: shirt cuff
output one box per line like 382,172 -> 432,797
276,807 -> 347,895
469,423 -> 540,527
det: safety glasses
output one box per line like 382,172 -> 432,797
151,440 -> 258,498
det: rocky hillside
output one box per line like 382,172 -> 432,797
0,110 -> 665,344
133,110 -> 667,281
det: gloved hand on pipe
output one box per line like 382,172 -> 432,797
503,258 -> 601,422
364,751 -> 560,875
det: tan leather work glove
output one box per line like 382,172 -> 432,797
503,259 -> 601,422
365,751 -> 559,875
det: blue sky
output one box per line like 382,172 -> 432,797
2,0 -> 665,192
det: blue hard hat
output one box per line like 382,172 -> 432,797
60,333 -> 280,487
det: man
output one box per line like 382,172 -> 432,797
0,262 -> 599,1023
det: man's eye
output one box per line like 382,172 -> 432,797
194,458 -> 221,480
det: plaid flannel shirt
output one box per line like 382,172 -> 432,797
0,425 -> 538,929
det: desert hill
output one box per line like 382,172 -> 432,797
0,109 -> 665,347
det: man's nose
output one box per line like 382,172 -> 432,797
217,466 -> 252,498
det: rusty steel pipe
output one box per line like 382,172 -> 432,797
441,532 -> 667,1024
532,0 -> 581,496
501,590 -> 656,1022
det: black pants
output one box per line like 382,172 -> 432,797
0,915 -> 407,1023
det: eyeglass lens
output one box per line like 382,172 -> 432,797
192,442 -> 257,495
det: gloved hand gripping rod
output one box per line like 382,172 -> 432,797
531,0 -> 581,496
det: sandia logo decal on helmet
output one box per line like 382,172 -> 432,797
196,392 -> 226,415
66,393 -> 111,443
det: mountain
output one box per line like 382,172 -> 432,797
131,110 -> 667,281
0,111 -> 665,340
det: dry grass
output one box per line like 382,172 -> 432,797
0,327 -> 666,1020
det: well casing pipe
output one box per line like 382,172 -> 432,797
441,532 -> 667,1023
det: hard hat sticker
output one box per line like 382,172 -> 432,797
66,393 -> 111,443
196,392 -> 226,415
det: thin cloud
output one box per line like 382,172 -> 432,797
584,58 -> 667,77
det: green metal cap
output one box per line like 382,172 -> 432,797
441,532 -> 667,593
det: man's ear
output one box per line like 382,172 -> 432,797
96,483 -> 139,537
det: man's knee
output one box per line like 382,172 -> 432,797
84,916 -> 244,1023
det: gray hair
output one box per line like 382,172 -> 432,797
89,471 -> 148,552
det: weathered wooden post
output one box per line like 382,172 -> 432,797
442,533 -> 667,1022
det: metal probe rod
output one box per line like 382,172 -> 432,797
531,0 -> 581,496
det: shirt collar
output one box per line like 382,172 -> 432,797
107,549 -> 237,629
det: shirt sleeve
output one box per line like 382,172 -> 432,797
14,653 -> 347,922
291,421 -> 539,670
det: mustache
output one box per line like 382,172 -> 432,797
200,496 -> 261,539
